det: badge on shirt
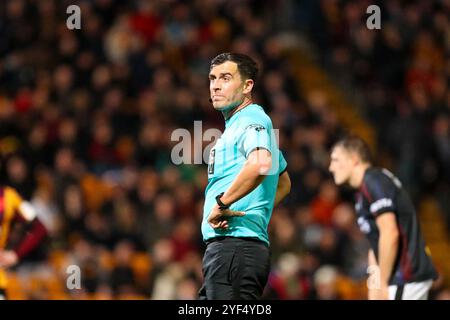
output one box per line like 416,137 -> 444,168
246,124 -> 266,132
208,149 -> 216,174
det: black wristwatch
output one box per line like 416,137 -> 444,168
215,192 -> 230,210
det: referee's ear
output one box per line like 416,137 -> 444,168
243,79 -> 254,95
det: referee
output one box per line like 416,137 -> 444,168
329,136 -> 438,300
199,53 -> 291,300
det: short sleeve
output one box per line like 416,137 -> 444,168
6,187 -> 36,222
364,174 -> 397,217
238,123 -> 271,159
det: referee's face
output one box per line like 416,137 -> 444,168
329,146 -> 355,186
209,61 -> 249,111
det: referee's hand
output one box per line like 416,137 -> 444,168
208,204 -> 245,229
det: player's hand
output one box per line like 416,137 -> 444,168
208,204 -> 245,229
0,250 -> 19,268
369,285 -> 390,300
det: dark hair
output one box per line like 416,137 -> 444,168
210,53 -> 258,83
332,135 -> 373,164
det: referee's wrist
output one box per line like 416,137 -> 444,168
215,192 -> 230,210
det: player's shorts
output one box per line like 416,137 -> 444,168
389,279 -> 433,300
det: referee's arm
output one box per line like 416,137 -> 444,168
219,148 -> 272,206
208,148 -> 273,229
274,170 -> 291,206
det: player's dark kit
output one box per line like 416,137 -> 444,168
355,167 -> 438,299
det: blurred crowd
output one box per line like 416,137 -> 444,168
295,0 -> 450,225
0,0 -> 449,299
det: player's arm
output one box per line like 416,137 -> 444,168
0,194 -> 48,268
375,212 -> 399,298
208,148 -> 271,228
274,170 -> 291,206
367,249 -> 378,300
363,172 -> 400,299
13,215 -> 48,260
368,248 -> 377,266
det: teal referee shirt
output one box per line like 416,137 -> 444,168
202,104 -> 287,245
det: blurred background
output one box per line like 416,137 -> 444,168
0,0 -> 449,300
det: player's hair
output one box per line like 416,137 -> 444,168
332,135 -> 373,164
210,53 -> 259,83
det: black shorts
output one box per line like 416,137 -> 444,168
199,237 -> 270,300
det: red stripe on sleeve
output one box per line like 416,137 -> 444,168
13,219 -> 48,259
